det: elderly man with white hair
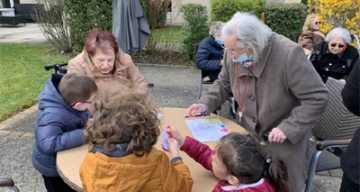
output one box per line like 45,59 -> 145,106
186,12 -> 329,191
310,27 -> 359,82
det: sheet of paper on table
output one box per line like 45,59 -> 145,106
185,118 -> 230,142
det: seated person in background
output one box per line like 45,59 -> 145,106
67,28 -> 148,98
32,74 -> 98,192
196,21 -> 225,82
298,14 -> 325,52
340,59 -> 360,192
310,27 -> 359,82
165,125 -> 288,192
80,92 -> 193,192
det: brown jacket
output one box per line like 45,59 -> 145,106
200,33 -> 329,192
80,148 -> 193,192
67,50 -> 148,98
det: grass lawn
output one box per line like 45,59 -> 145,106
0,43 -> 72,121
152,25 -> 184,43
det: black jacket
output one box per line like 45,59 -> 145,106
310,42 -> 359,82
196,36 -> 224,81
341,59 -> 360,184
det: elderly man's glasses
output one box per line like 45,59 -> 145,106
330,43 -> 345,48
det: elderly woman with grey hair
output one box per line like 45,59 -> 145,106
186,12 -> 329,192
195,21 -> 225,81
310,27 -> 359,82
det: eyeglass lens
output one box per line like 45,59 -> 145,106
315,21 -> 321,25
330,43 -> 345,48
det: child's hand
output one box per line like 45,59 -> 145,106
167,138 -> 180,160
165,125 -> 184,145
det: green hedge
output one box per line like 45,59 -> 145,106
264,3 -> 307,39
181,4 -> 209,59
211,0 -> 265,22
64,0 -> 112,53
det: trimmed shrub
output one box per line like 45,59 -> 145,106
308,0 -> 360,39
264,3 -> 307,39
211,0 -> 265,22
181,4 -> 209,60
64,0 -> 112,53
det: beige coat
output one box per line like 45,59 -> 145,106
67,50 -> 147,98
200,33 -> 329,192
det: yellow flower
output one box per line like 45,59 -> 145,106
308,0 -> 360,48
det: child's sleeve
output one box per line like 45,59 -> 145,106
36,113 -> 84,154
180,136 -> 213,171
161,153 -> 193,192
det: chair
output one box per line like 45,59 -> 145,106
350,34 -> 360,49
305,77 -> 360,192
43,63 -> 155,88
0,177 -> 20,192
197,70 -> 215,101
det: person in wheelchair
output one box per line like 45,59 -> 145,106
309,27 -> 359,83
67,28 -> 148,98
32,74 -> 98,192
196,21 -> 225,82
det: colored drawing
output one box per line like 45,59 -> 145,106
185,118 -> 230,142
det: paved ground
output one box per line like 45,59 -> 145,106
0,23 -> 343,192
0,23 -> 49,45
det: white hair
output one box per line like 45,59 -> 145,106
209,21 -> 225,36
221,12 -> 272,64
325,27 -> 352,44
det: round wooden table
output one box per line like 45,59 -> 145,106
57,107 -> 246,191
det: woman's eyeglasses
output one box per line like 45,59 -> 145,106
330,43 -> 345,48
314,21 -> 321,25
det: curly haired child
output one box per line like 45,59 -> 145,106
80,92 -> 193,192
166,125 -> 288,192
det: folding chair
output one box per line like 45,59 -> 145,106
197,70 -> 215,101
305,77 -> 360,192
0,177 -> 20,192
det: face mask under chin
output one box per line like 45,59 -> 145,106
232,54 -> 253,68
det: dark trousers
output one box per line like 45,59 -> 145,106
340,174 -> 360,192
42,175 -> 76,192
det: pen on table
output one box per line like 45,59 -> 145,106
184,113 -> 209,118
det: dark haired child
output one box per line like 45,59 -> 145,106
32,73 -> 98,192
166,125 -> 288,192
80,92 -> 193,192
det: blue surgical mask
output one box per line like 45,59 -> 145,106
232,53 -> 253,64
215,38 -> 224,46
